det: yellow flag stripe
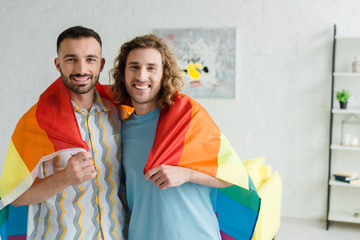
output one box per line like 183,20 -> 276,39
217,133 -> 249,189
0,139 -> 31,197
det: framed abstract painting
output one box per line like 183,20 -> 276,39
153,28 -> 236,99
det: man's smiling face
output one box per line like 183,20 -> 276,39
124,47 -> 163,113
55,37 -> 105,96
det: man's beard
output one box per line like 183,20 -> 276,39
125,81 -> 160,105
60,71 -> 100,94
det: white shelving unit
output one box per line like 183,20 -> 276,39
326,25 -> 360,229
333,72 -> 360,77
330,144 -> 360,151
328,210 -> 360,224
329,179 -> 360,188
332,109 -> 360,114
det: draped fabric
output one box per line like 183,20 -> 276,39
145,94 -> 260,240
0,77 -> 128,240
0,78 -> 259,239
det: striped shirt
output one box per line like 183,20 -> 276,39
27,90 -> 125,240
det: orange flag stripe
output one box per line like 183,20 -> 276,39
178,96 -> 219,176
144,95 -> 220,177
11,103 -> 55,171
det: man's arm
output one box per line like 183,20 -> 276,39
144,165 -> 232,190
11,152 -> 96,206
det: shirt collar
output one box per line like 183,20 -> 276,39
72,89 -> 109,114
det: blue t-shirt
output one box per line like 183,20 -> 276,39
121,108 -> 221,240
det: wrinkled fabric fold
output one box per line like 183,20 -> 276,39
145,94 -> 260,240
0,78 -> 127,240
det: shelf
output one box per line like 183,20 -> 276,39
330,144 -> 360,151
333,72 -> 360,77
327,26 -> 360,229
335,36 -> 360,40
332,109 -> 360,114
328,210 -> 360,224
329,179 -> 360,188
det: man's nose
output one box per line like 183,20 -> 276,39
75,60 -> 87,75
136,67 -> 148,81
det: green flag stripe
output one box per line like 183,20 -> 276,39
218,185 -> 260,212
0,206 -> 9,227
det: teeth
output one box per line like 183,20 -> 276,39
134,84 -> 149,90
73,77 -> 89,82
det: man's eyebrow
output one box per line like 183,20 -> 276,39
63,54 -> 77,58
127,61 -> 159,66
63,54 -> 99,58
86,54 -> 100,58
127,61 -> 139,65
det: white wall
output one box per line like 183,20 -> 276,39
2,0 -> 360,220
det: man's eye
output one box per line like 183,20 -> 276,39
66,58 -> 76,62
88,58 -> 96,62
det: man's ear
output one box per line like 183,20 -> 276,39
100,58 -> 105,72
54,58 -> 61,72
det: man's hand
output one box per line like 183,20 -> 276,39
12,151 -> 96,206
144,165 -> 191,190
61,152 -> 97,186
144,164 -> 233,191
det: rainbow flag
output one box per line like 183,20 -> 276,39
0,77 -> 127,240
145,94 -> 260,240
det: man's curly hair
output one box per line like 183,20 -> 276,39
110,34 -> 184,109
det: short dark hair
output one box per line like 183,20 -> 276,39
56,26 -> 102,53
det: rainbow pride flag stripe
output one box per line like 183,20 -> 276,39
0,77 -> 125,240
145,95 -> 260,240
